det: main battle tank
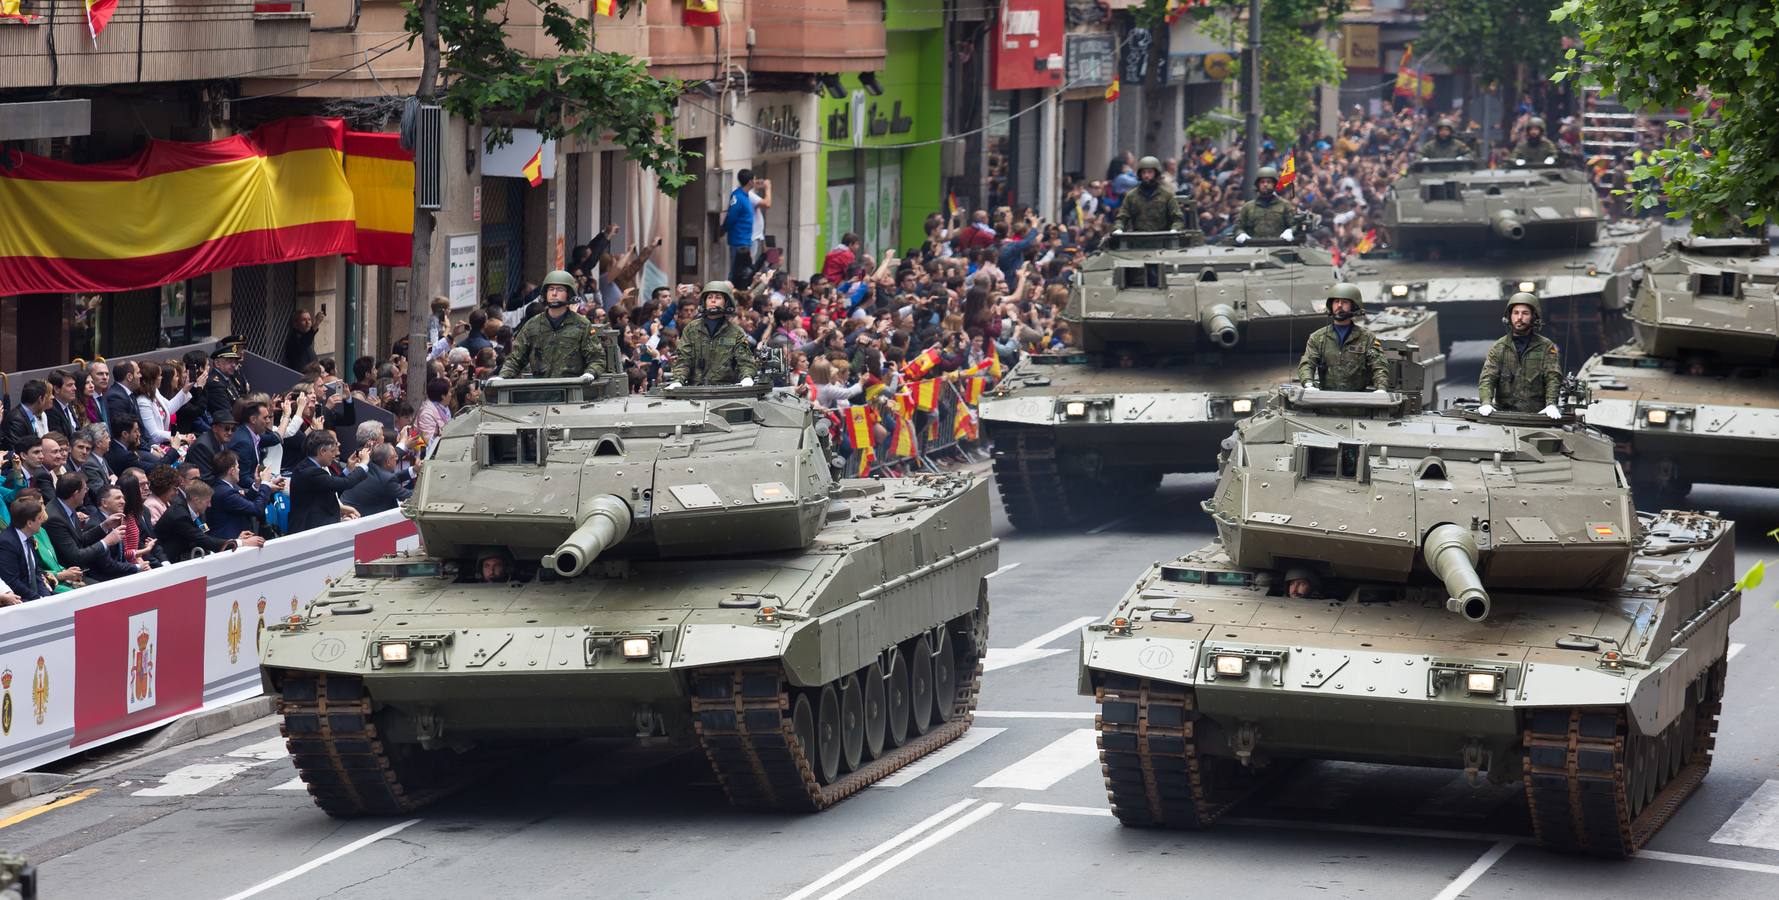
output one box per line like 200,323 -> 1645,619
981,229 -> 1443,529
1080,384 -> 1739,857
1353,157 -> 1660,359
1579,233 -> 1779,501
261,375 -> 995,816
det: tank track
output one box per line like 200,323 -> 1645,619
1522,660 -> 1724,857
1095,675 -> 1262,827
690,632 -> 982,811
276,672 -> 478,816
991,427 -> 1084,529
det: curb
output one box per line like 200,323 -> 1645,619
0,772 -> 71,806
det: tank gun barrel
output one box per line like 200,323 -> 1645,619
1423,524 -> 1491,623
545,495 -> 633,577
1199,303 -> 1239,348
1490,210 -> 1526,241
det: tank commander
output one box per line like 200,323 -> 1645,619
1234,167 -> 1294,243
1421,118 -> 1470,159
1512,117 -> 1560,164
498,269 -> 606,381
1476,292 -> 1562,419
1284,566 -> 1321,599
1115,155 -> 1187,232
667,281 -> 759,388
1296,283 -> 1389,392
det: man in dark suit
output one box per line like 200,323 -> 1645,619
156,481 -> 265,562
340,444 -> 412,516
43,474 -> 136,581
76,424 -> 114,499
183,408 -> 237,482
104,361 -> 139,427
227,400 -> 281,486
45,371 -> 80,439
288,431 -> 369,533
104,416 -> 169,475
4,380 -> 49,453
0,495 -> 53,602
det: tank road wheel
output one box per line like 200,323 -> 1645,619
930,631 -> 957,725
885,654 -> 912,748
791,691 -> 818,781
906,637 -> 936,736
839,675 -> 866,774
861,663 -> 888,761
815,684 -> 844,785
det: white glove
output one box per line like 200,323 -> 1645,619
1541,404 -> 1561,420
579,373 -> 597,384
1475,404 -> 1494,417
1280,227 -> 1295,241
1235,232 -> 1251,244
1303,381 -> 1318,391
739,377 -> 755,387
667,381 -> 683,390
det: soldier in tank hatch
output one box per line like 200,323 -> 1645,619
1296,283 -> 1389,393
499,270 -> 606,381
1476,292 -> 1562,420
668,282 -> 759,388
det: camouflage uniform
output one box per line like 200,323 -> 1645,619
1234,196 -> 1292,239
1297,324 -> 1389,391
1479,334 -> 1561,411
1116,183 -> 1186,232
1421,136 -> 1471,159
671,318 -> 759,385
1511,137 -> 1559,161
498,309 -> 606,378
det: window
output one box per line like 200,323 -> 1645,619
485,429 -> 545,465
1695,271 -> 1740,297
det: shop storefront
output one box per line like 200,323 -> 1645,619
726,91 -> 821,278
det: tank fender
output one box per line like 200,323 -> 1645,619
1079,625 -> 1209,694
978,395 -> 1059,426
673,622 -> 791,673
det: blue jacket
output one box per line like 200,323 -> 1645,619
205,477 -> 272,539
723,186 -> 756,248
0,526 -> 49,601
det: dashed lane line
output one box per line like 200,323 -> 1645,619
874,728 -> 1005,788
1711,779 -> 1779,851
985,562 -> 1021,578
1086,514 -> 1133,535
974,710 -> 1097,720
1728,642 -> 1745,661
812,802 -> 1003,900
1013,802 -> 1113,818
218,818 -> 423,900
1430,841 -> 1514,900
982,616 -> 1095,673
974,729 -> 1100,791
782,798 -> 980,900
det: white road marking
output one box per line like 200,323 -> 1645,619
982,615 -> 1095,673
974,729 -> 1100,791
875,728 -> 1005,787
813,802 -> 1003,900
974,710 -> 1098,720
1430,840 -> 1514,900
1711,779 -> 1779,851
219,818 -> 422,900
131,738 -> 290,797
1086,514 -> 1133,534
1013,801 -> 1114,818
985,562 -> 1021,578
1638,849 -> 1779,876
1728,642 -> 1745,661
783,799 -> 979,900
1222,817 -> 1525,844
270,777 -> 307,791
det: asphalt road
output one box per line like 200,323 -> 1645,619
3,343 -> 1776,900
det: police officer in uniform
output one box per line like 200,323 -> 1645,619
1421,118 -> 1471,159
498,270 -> 606,380
668,282 -> 759,388
1116,156 -> 1186,232
1234,167 -> 1294,242
1512,117 -> 1560,164
1476,292 -> 1562,419
1297,283 -> 1389,392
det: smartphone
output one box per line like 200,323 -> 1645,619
320,303 -> 328,316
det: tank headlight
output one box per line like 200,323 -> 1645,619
620,637 -> 654,659
1214,655 -> 1248,677
378,642 -> 411,664
1516,281 -> 1536,293
1646,408 -> 1669,425
1389,283 -> 1410,297
1231,398 -> 1253,414
1465,672 -> 1499,695
1064,401 -> 1087,418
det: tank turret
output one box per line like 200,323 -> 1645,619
1625,235 -> 1779,365
1203,386 -> 1634,620
406,379 -> 833,568
1380,158 -> 1601,255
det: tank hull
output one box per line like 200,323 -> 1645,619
262,475 -> 996,815
1081,512 -> 1738,855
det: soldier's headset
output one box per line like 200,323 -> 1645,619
1501,303 -> 1543,330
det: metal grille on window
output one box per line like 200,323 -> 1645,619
230,263 -> 298,358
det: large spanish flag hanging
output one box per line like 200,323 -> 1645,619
0,117 -> 359,295
342,130 -> 414,268
683,0 -> 720,27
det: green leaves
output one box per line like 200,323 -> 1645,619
407,0 -> 692,193
1192,0 -> 1346,142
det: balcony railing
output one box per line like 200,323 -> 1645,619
0,0 -> 311,89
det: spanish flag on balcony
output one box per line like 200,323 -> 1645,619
342,131 -> 415,268
0,117 -> 411,295
594,0 -> 617,15
683,0 -> 720,27
1104,79 -> 1120,103
522,145 -> 545,187
84,0 -> 116,44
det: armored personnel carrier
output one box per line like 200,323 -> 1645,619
1080,384 -> 1739,857
1580,233 -> 1779,501
982,229 -> 1443,529
260,375 -> 995,816
1353,157 -> 1660,359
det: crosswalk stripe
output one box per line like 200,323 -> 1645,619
982,616 -> 1095,673
132,737 -> 290,797
1710,779 -> 1779,851
875,728 -> 1005,788
270,777 -> 308,792
974,728 -> 1100,791
1728,643 -> 1745,661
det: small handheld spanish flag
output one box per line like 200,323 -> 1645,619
593,0 -> 616,15
890,413 -> 916,458
1276,151 -> 1296,191
902,346 -> 941,381
522,145 -> 544,187
912,379 -> 941,412
1354,228 -> 1377,255
1104,79 -> 1121,103
946,191 -> 960,219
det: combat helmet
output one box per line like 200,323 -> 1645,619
1255,166 -> 1280,184
1436,117 -> 1457,132
1137,155 -> 1163,175
700,280 -> 738,313
1526,116 -> 1546,132
1503,290 -> 1542,326
1324,282 -> 1364,315
543,269 -> 577,289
